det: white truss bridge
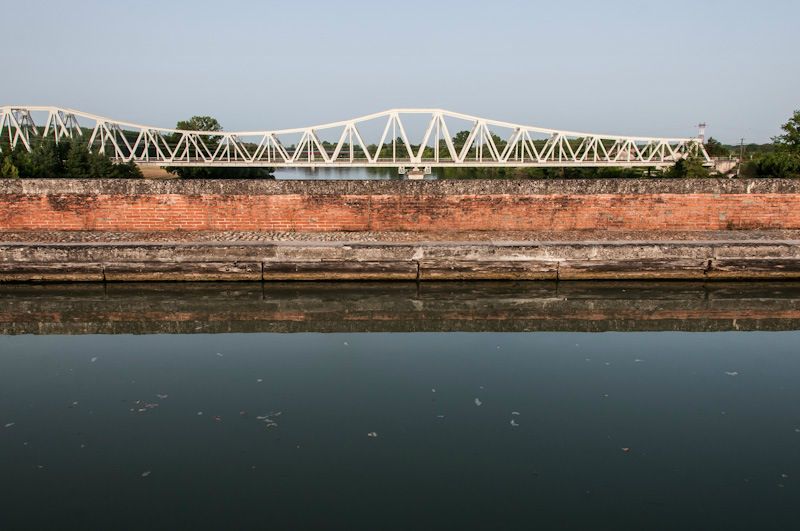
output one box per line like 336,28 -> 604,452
0,106 -> 709,171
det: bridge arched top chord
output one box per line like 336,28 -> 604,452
0,106 -> 710,169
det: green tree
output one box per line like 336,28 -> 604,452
112,161 -> 144,179
65,139 -> 91,178
741,151 -> 800,179
774,110 -> 800,152
88,151 -> 115,179
176,116 -> 223,136
1,157 -> 19,178
452,130 -> 471,151
665,156 -> 709,179
740,111 -> 800,178
0,137 -> 141,179
704,137 -> 729,157
8,145 -> 34,177
28,139 -> 63,178
167,115 -> 274,179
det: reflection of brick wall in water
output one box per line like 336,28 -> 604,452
2,179 -> 800,232
2,283 -> 800,334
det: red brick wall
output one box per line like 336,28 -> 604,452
2,190 -> 800,231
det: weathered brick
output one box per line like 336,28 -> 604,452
3,179 -> 800,233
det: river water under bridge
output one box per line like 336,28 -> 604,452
1,282 -> 799,530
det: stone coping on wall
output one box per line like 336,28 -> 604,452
2,178 -> 800,195
4,229 -> 800,244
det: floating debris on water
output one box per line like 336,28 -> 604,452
621,447 -> 631,453
156,394 -> 169,400
511,412 -> 520,416
141,471 -> 151,478
436,415 -> 445,419
255,411 -> 281,428
4,422 -> 15,428
343,341 -> 349,347
725,371 -> 739,377
256,379 -> 263,383
90,357 -> 98,363
131,400 -> 159,413
431,388 -> 436,393
510,419 -> 519,427
367,432 -> 378,438
474,398 -> 483,407
634,359 -> 643,363
216,352 -> 224,357
197,411 -> 203,416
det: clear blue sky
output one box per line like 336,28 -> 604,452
5,0 -> 798,143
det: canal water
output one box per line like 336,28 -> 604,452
1,282 -> 799,530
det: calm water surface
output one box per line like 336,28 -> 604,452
1,283 -> 799,530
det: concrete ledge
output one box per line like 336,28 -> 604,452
419,260 -> 557,280
0,263 -> 104,282
104,262 -> 262,282
5,238 -> 800,281
559,259 -> 708,280
262,261 -> 417,281
709,259 -> 800,280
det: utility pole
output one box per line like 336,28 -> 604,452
737,138 -> 745,177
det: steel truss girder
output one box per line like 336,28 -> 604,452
0,106 -> 710,168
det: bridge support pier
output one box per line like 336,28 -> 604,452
399,166 -> 432,180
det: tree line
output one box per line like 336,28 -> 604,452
0,137 -> 141,179
704,110 -> 800,178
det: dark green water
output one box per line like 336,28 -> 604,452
1,284 -> 800,530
